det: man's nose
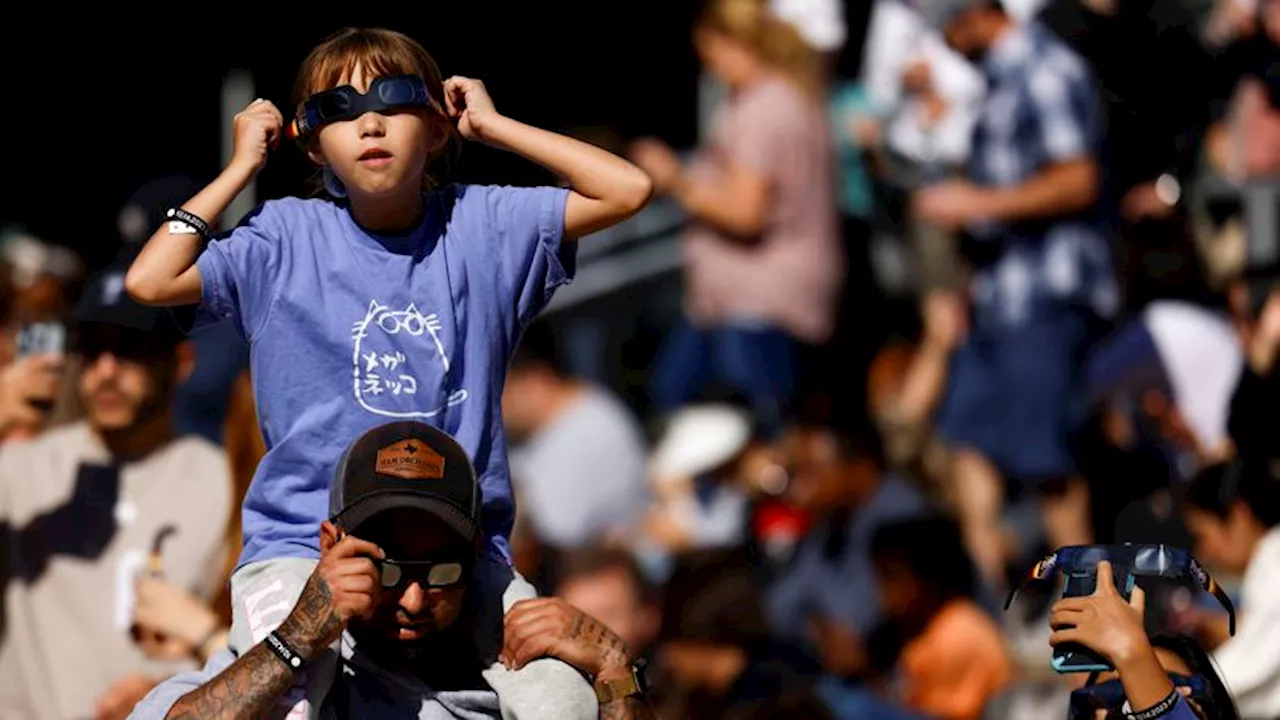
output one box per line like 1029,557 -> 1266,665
88,352 -> 120,378
399,581 -> 427,613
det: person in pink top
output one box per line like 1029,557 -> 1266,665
632,0 -> 843,434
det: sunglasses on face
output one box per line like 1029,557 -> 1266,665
73,328 -> 176,365
1006,544 -> 1237,635
377,558 -> 469,590
289,74 -> 434,139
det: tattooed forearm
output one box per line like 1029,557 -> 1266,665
165,643 -> 294,720
276,572 -> 344,659
600,697 -> 657,720
569,610 -> 633,677
164,572 -> 342,719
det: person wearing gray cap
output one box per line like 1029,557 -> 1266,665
907,0 -> 1114,589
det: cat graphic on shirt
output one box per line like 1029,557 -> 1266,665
350,299 -> 468,419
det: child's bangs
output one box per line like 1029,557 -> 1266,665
295,29 -> 441,105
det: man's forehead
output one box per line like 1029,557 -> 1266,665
356,509 -> 460,551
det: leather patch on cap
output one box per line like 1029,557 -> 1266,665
375,439 -> 444,480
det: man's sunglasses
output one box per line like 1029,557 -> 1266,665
1006,544 -> 1237,635
73,327 -> 177,364
378,558 -> 469,590
289,74 -> 434,139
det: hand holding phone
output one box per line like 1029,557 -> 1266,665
13,321 -> 65,414
1049,561 -> 1148,673
0,354 -> 64,433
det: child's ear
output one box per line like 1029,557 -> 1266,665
426,116 -> 451,155
306,141 -> 327,167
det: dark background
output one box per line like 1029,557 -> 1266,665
1,7 -> 710,270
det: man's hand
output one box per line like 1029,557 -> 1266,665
922,290 -> 967,352
914,180 -> 991,232
902,58 -> 933,95
0,353 -> 62,435
501,597 -> 632,678
277,521 -> 384,657
95,673 -> 160,720
133,577 -> 221,654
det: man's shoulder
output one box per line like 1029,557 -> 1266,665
1024,22 -> 1091,84
0,423 -> 90,466
160,433 -> 228,466
873,473 -> 930,514
150,434 -> 230,491
572,386 -> 645,441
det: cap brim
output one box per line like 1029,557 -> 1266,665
333,492 -> 477,543
649,405 -> 753,479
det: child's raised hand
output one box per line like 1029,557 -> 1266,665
1049,561 -> 1149,668
230,98 -> 284,175
443,76 -> 498,142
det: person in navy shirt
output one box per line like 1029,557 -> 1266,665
126,27 -> 651,719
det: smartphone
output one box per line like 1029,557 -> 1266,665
16,321 -> 66,358
14,322 -> 65,413
1051,568 -> 1137,673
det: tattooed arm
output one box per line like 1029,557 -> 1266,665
502,598 -> 657,720
163,523 -> 383,719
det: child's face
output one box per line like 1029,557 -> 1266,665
310,65 -> 446,201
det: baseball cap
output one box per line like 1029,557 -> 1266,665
74,245 -> 187,349
649,404 -> 754,480
330,421 -> 481,545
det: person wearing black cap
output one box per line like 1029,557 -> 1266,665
0,247 -> 232,720
134,421 -> 630,720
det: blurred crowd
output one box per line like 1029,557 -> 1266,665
2,0 -> 1280,718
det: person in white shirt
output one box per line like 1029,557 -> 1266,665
861,0 -> 986,172
503,322 -> 649,555
1181,460 -> 1280,718
0,248 -> 231,720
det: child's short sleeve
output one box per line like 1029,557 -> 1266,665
195,202 -> 286,341
480,185 -> 573,329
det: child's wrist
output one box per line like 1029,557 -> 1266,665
222,159 -> 258,187
471,112 -> 513,147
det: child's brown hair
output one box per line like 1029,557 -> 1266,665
293,28 -> 460,193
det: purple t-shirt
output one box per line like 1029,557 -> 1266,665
196,185 -> 572,567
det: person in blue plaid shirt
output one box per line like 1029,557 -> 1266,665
909,0 -> 1118,589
